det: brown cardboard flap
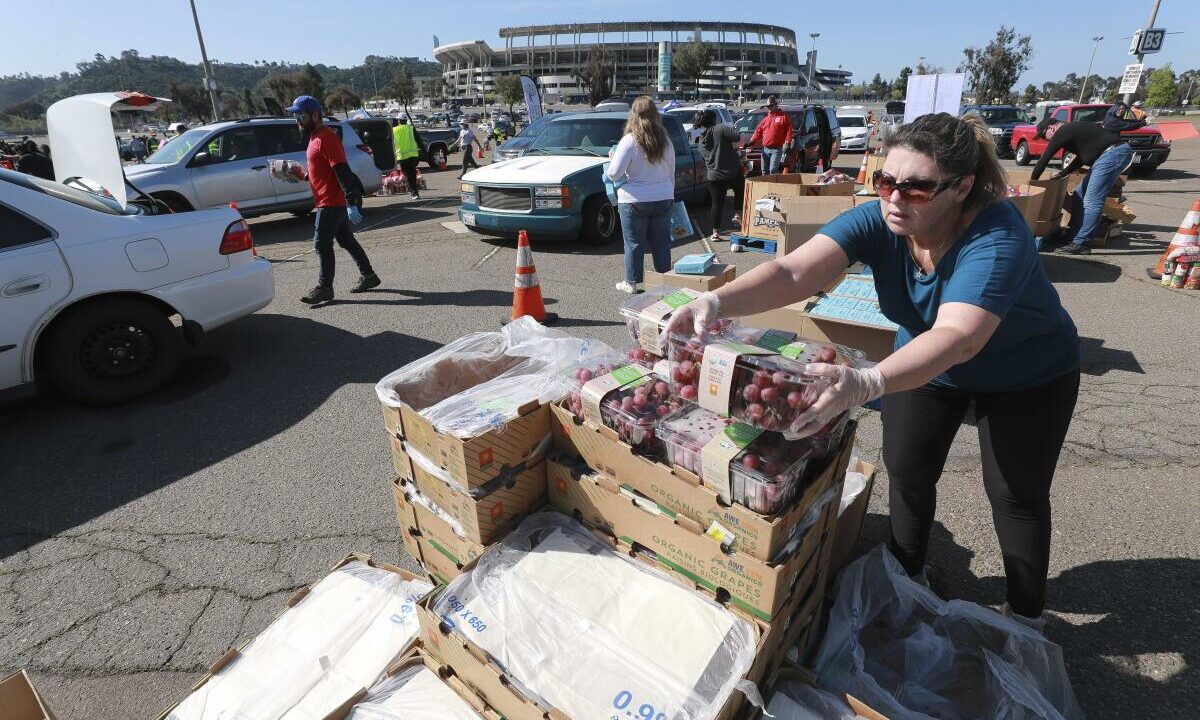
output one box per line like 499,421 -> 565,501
287,586 -> 312,607
208,647 -> 240,674
0,670 -> 55,720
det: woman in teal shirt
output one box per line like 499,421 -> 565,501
667,113 -> 1080,629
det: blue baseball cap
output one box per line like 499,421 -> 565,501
285,95 -> 322,114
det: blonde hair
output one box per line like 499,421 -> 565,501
884,112 -> 1008,213
623,95 -> 670,164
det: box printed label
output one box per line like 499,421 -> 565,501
581,364 -> 650,425
638,288 -> 699,352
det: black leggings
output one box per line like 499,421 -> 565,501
708,173 -> 745,232
882,369 -> 1080,617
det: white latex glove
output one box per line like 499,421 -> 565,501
347,205 -> 364,225
660,291 -> 722,347
788,363 -> 885,438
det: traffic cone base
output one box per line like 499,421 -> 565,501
507,230 -> 557,325
855,150 -> 871,185
1152,197 -> 1200,278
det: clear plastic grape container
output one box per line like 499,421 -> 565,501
601,378 -> 685,453
666,330 -> 862,436
617,286 -> 735,359
656,404 -> 814,514
561,354 -> 648,422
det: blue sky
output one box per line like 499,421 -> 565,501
7,0 -> 1197,86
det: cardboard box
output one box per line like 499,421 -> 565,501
392,476 -> 425,565
742,173 -> 855,241
827,461 -> 877,577
416,536 -> 777,720
550,403 -> 857,564
390,434 -> 413,480
157,553 -> 432,720
646,262 -> 736,292
382,403 -> 403,438
1003,184 -> 1047,233
756,667 -> 889,720
402,478 -> 488,583
400,402 -> 549,491
743,300 -> 896,363
410,449 -> 547,546
860,153 -> 887,194
773,196 -> 858,256
1005,168 -> 1068,237
545,446 -> 848,621
0,671 -> 55,720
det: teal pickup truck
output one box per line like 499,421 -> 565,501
458,111 -> 708,243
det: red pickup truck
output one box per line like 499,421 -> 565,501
1010,103 -> 1170,175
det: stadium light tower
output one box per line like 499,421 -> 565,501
808,33 -> 820,92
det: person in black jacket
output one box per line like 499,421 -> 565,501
694,109 -> 745,248
15,140 -> 54,180
1030,103 -> 1141,255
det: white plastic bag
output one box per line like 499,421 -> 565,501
839,471 -> 867,517
346,664 -> 483,720
767,680 -> 863,720
433,511 -> 758,720
812,546 -> 1085,720
375,331 -> 518,414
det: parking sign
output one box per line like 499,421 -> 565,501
1118,64 -> 1144,95
1130,28 -> 1166,55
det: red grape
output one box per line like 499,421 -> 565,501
772,371 -> 788,386
746,402 -> 764,420
742,384 -> 761,402
752,370 -> 771,389
760,386 -> 780,404
817,347 -> 837,363
787,390 -> 804,409
741,454 -> 761,470
680,384 -> 697,400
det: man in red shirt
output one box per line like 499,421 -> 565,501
285,95 -> 380,304
748,95 -> 794,175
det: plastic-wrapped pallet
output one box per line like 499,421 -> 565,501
432,511 -> 758,720
345,663 -> 483,720
767,680 -> 864,720
167,560 -> 433,720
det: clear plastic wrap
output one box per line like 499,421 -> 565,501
168,561 -> 433,720
404,436 -> 551,499
346,664 -> 483,720
617,286 -> 736,358
767,681 -> 863,720
772,482 -> 840,563
812,545 -> 1085,720
433,511 -> 758,720
374,332 -> 518,415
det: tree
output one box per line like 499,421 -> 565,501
573,45 -> 615,107
1021,83 -> 1038,104
168,82 -> 210,121
297,63 -> 324,102
959,26 -> 1033,103
914,60 -> 943,76
4,100 -> 43,119
386,66 -> 416,115
495,75 -> 524,117
221,93 -> 243,117
325,85 -> 362,116
891,66 -> 912,100
242,87 -> 257,115
266,73 -> 300,107
672,38 -> 713,100
1145,63 -> 1177,107
869,73 -> 887,98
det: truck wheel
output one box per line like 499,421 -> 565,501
1014,141 -> 1031,166
45,298 -> 180,406
581,196 -> 621,244
427,145 -> 447,170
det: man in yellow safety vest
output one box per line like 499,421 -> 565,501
391,116 -> 423,199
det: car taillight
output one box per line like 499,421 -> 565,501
357,144 -> 373,155
220,219 -> 254,255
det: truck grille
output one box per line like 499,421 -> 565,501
478,186 -> 531,211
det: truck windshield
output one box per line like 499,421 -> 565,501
977,108 -> 1022,123
527,118 -> 624,154
1073,107 -> 1109,124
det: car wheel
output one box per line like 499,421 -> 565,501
581,195 -> 621,244
45,298 -> 181,406
152,192 -> 193,212
1129,165 -> 1155,177
1014,141 -> 1031,166
428,146 -> 447,170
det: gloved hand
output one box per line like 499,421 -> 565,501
788,363 -> 885,438
661,291 -> 722,347
347,205 -> 364,225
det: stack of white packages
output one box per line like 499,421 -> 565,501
346,664 -> 483,720
433,512 -> 758,720
168,560 -> 433,720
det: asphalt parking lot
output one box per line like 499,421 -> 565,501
2,134 -> 1198,719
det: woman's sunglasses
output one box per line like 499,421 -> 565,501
872,170 -> 961,203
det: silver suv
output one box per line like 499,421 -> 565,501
127,117 -> 382,217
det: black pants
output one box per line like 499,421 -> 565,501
708,173 -> 745,232
882,369 -> 1080,617
313,206 -> 373,287
398,157 -> 420,195
460,147 -> 479,174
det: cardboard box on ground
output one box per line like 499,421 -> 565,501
646,263 -> 737,292
740,173 -> 855,246
0,671 -> 56,720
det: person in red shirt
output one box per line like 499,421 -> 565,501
748,95 -> 794,175
285,95 -> 380,304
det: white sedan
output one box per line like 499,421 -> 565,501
0,167 -> 274,405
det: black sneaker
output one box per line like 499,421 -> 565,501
301,285 -> 334,304
1056,242 -> 1091,255
350,272 -> 381,293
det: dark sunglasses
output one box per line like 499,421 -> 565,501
872,170 -> 962,203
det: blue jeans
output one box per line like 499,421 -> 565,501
762,147 -> 784,175
1066,143 -> 1132,246
313,206 -> 374,287
618,199 -> 673,283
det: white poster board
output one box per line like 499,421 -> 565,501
1118,64 -> 1144,94
903,73 -> 965,124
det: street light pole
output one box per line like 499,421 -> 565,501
807,33 -> 820,97
188,0 -> 221,121
1124,0 -> 1162,104
1079,36 -> 1104,103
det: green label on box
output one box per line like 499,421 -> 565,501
662,290 -> 697,310
480,397 -> 517,414
780,342 -> 808,360
723,421 -> 763,449
752,329 -> 797,353
611,364 -> 648,385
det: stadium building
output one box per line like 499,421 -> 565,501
433,21 -> 851,104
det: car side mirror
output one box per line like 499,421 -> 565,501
191,151 -> 211,166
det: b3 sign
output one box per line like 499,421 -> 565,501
1130,28 -> 1166,55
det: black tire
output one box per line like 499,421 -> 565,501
152,192 -> 193,212
1129,165 -> 1156,177
581,195 -> 621,244
45,298 -> 180,406
290,207 -> 313,217
1014,141 -> 1031,166
426,145 -> 447,170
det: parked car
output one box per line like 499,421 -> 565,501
1010,103 -> 1171,175
663,105 -> 736,143
491,113 -> 566,162
459,111 -> 707,244
0,167 -> 273,404
733,104 -> 842,174
959,104 -> 1027,158
347,117 -> 396,171
123,117 -> 382,217
873,113 -> 904,143
594,96 -> 641,111
835,106 -> 870,152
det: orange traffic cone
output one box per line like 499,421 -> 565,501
855,150 -> 871,185
509,230 -> 557,325
781,165 -> 790,175
476,148 -> 484,159
1151,197 -> 1200,278
437,151 -> 447,171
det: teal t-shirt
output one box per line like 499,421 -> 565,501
820,199 -> 1080,392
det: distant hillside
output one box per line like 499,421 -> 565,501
0,50 -> 442,115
